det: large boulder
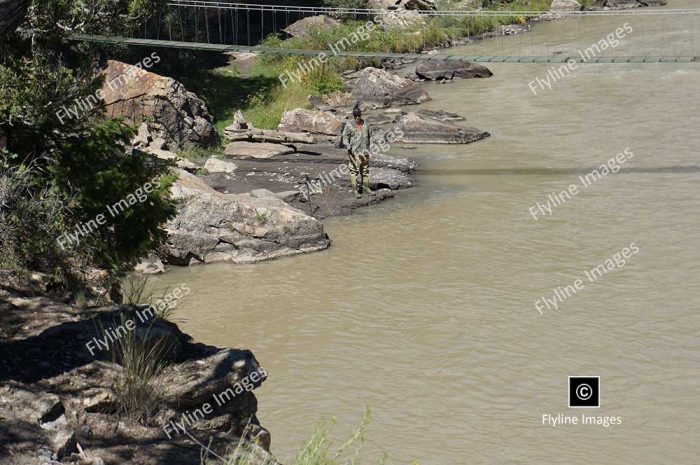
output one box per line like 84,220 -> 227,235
377,9 -> 427,29
282,15 -> 341,38
164,170 -> 330,265
277,109 -> 343,136
415,60 -> 493,80
344,67 -> 430,107
394,111 -> 490,144
101,60 -> 219,148
550,0 -> 581,10
308,91 -> 355,112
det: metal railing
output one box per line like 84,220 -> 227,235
166,1 -> 700,17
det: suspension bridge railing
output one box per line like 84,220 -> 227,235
165,1 -> 700,17
109,3 -> 700,60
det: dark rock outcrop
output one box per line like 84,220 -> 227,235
415,61 -> 493,80
0,281 -> 276,465
102,60 -> 219,148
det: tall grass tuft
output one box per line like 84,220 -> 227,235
212,409 -> 374,465
111,314 -> 170,423
123,274 -> 150,305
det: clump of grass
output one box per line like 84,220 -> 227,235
111,314 -> 170,422
255,211 -> 269,225
178,143 -> 225,161
212,409 -> 374,465
123,274 -> 150,305
121,274 -> 178,320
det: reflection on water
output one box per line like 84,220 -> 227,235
147,2 -> 700,463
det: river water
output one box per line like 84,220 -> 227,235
147,2 -> 700,463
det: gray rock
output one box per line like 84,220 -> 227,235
378,9 -> 426,29
132,122 -> 152,148
205,157 -> 238,174
371,152 -> 418,173
134,253 -> 165,274
344,67 -> 430,107
550,0 -> 581,10
583,0 -> 666,9
145,147 -> 178,160
160,348 -> 265,408
415,60 -> 493,80
370,167 -> 414,190
40,414 -> 77,461
275,190 -> 302,202
102,60 -> 219,148
230,110 -> 250,130
282,15 -> 341,38
394,111 -> 490,144
317,91 -> 355,111
224,142 -> 296,159
150,137 -> 168,150
176,159 -> 197,172
225,127 -> 316,144
164,170 -> 330,265
416,108 -> 465,122
278,109 -> 343,136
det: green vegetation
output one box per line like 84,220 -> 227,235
255,211 -> 269,225
178,142 -> 226,161
213,409 -> 377,465
0,1 -> 177,285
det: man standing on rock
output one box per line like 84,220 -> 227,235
342,105 -> 372,199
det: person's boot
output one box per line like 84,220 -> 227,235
350,173 -> 361,198
363,176 -> 373,196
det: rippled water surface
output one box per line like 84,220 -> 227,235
148,2 -> 700,463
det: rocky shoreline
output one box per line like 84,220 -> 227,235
0,1 -> 671,464
0,273 -> 275,465
112,55 -> 494,269
115,0 -> 667,272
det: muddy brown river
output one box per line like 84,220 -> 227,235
146,1 -> 700,463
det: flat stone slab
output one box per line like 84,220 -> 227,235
204,157 -> 238,174
224,141 -> 295,159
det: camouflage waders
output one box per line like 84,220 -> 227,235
342,119 -> 372,198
